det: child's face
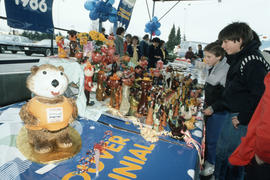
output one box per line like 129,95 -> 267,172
221,39 -> 242,55
204,51 -> 221,67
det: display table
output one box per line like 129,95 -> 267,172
0,58 -> 206,179
0,102 -> 203,180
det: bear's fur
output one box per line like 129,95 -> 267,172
19,64 -> 78,153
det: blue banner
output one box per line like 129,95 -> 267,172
117,0 -> 136,30
4,0 -> 54,33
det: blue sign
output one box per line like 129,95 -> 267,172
117,0 -> 136,30
4,0 -> 54,33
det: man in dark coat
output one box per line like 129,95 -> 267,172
148,37 -> 162,69
139,34 -> 150,58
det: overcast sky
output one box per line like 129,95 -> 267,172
0,0 -> 270,43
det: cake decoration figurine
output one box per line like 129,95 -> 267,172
56,36 -> 68,58
84,61 -> 95,106
18,64 -> 80,163
96,70 -> 107,101
137,77 -> 152,116
68,30 -> 78,57
107,73 -> 121,109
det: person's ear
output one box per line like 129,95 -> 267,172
217,56 -> 222,60
239,38 -> 243,44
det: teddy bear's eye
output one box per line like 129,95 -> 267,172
60,72 -> 63,75
43,71 -> 47,75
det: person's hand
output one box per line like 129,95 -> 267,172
255,154 -> 264,165
232,116 -> 240,128
203,106 -> 213,116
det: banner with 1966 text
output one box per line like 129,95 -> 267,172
4,0 -> 54,33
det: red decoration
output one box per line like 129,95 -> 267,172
92,52 -> 103,64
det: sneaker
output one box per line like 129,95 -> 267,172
200,161 -> 215,176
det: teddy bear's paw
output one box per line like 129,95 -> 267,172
34,145 -> 52,154
58,142 -> 73,148
57,136 -> 73,148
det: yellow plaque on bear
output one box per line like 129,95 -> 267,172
16,126 -> 81,164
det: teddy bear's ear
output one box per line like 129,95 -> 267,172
31,66 -> 39,74
58,66 -> 64,72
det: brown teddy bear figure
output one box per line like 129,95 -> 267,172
19,64 -> 78,154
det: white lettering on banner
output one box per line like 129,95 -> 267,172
29,0 -> 38,10
39,0 -> 47,12
15,0 -> 48,13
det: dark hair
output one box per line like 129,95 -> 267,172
102,27 -> 105,33
204,41 -> 225,60
116,27 -> 125,35
131,36 -> 139,44
218,22 -> 253,48
143,34 -> 149,40
152,37 -> 160,43
159,40 -> 165,48
252,30 -> 262,47
125,34 -> 132,39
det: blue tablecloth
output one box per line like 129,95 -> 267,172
0,103 -> 203,180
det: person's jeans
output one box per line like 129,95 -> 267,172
205,111 -> 228,164
214,113 -> 247,180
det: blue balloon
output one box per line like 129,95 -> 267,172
90,11 -> 98,20
108,0 -> 115,5
109,15 -> 117,23
95,1 -> 103,11
155,30 -> 161,36
152,16 -> 158,22
103,4 -> 111,14
100,14 -> 108,22
84,1 -> 92,10
86,0 -> 117,23
85,0 -> 97,10
156,22 -> 161,28
111,7 -> 117,14
145,28 -> 150,33
149,22 -> 155,31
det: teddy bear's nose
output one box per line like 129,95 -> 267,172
51,79 -> 59,87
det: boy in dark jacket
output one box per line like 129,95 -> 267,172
214,22 -> 270,180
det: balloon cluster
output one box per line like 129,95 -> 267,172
144,16 -> 161,36
84,0 -> 118,23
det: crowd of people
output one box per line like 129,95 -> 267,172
113,27 -> 168,69
201,22 -> 270,180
